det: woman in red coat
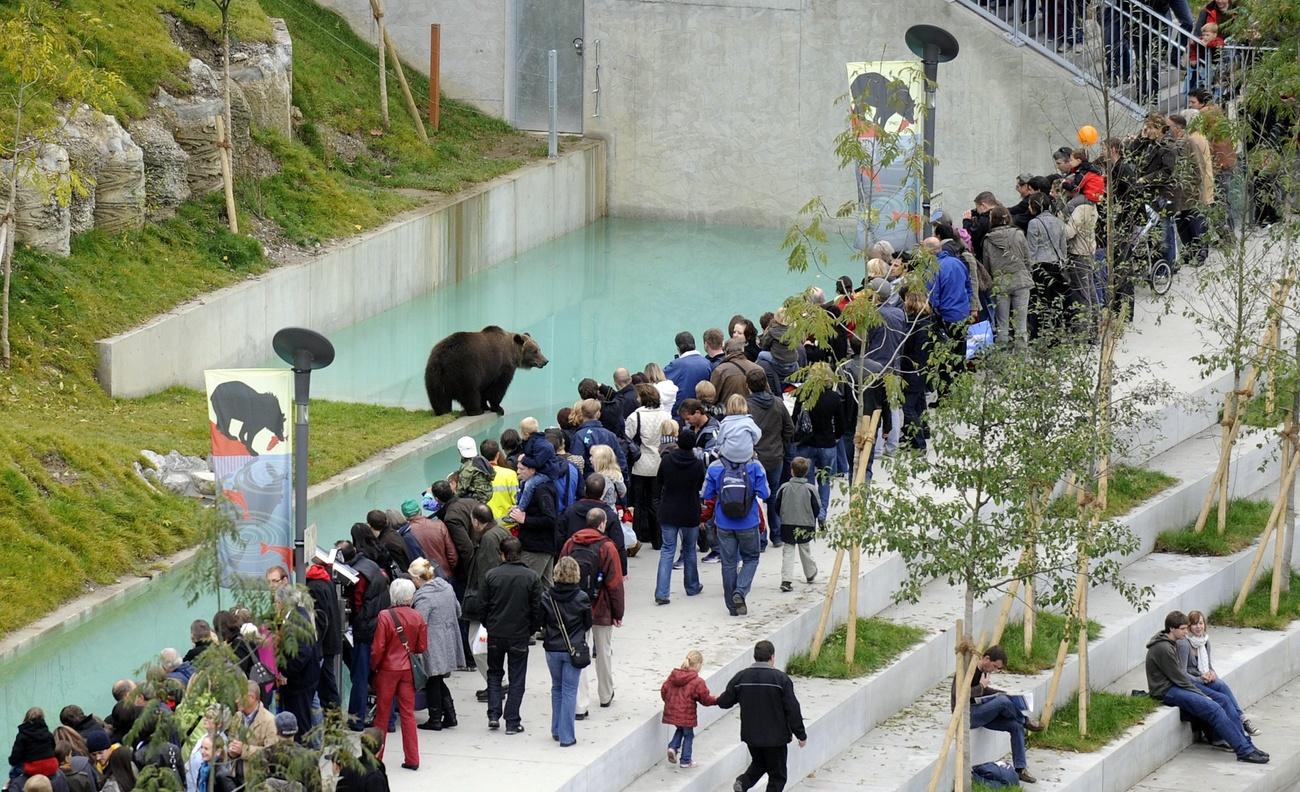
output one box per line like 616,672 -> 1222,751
371,578 -> 428,770
660,650 -> 718,769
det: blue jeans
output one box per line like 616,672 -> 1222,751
1195,677 -> 1243,721
1163,685 -> 1255,758
794,445 -> 837,521
545,651 -> 581,745
716,527 -> 761,610
656,524 -> 703,601
969,695 -> 1028,771
347,640 -> 372,729
669,726 -> 695,764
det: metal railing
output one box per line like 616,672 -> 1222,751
953,0 -> 1265,115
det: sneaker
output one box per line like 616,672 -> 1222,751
780,581 -> 793,592
732,592 -> 748,616
1025,718 -> 1044,732
1242,718 -> 1261,736
505,724 -> 525,735
667,748 -> 677,764
806,571 -> 818,584
679,761 -> 697,769
600,692 -> 615,708
418,720 -> 442,731
476,689 -> 488,702
1017,768 -> 1037,784
702,552 -> 721,564
1238,750 -> 1269,764
655,598 -> 670,605
673,557 -> 684,570
575,712 -> 588,720
488,720 -> 499,730
627,541 -> 642,558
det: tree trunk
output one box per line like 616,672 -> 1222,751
221,8 -> 234,172
0,218 -> 12,368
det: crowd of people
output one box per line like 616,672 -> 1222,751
8,94 -> 1291,792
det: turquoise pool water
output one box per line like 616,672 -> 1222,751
0,217 -> 844,729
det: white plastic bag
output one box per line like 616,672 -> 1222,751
621,521 -> 638,549
471,624 -> 489,656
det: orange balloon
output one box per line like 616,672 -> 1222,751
1078,125 -> 1100,146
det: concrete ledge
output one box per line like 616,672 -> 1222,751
95,141 -> 606,398
0,413 -> 488,663
1049,621 -> 1300,792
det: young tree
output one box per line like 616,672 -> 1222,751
0,13 -> 121,367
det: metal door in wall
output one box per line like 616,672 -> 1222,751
511,0 -> 584,133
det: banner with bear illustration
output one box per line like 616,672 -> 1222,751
845,59 -> 925,252
204,369 -> 294,585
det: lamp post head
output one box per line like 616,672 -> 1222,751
905,24 -> 960,65
273,328 -> 336,373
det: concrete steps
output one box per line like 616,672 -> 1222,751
1026,623 -> 1300,791
611,416 -> 1280,792
1128,670 -> 1300,792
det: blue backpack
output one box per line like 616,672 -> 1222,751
555,460 -> 581,513
718,457 -> 755,520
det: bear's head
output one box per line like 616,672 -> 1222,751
515,332 -> 548,369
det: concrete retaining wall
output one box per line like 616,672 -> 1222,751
95,141 -> 606,398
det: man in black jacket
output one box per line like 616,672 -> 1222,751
717,640 -> 806,792
480,537 -> 544,734
745,369 -> 793,549
305,554 -> 344,710
508,457 -> 560,586
560,474 -> 626,572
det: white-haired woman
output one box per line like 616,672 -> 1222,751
410,558 -> 464,731
371,578 -> 428,770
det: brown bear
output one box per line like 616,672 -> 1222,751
424,326 -> 549,416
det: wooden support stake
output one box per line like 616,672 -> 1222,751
380,27 -> 429,142
809,548 -> 843,662
1076,548 -> 1091,737
846,545 -> 862,664
955,625 -> 967,792
926,624 -> 990,792
368,0 -> 389,129
214,115 -> 238,234
809,409 -> 882,661
1233,446 -> 1300,613
1273,420 -> 1295,614
428,23 -> 441,130
1040,579 -> 1086,728
991,578 -> 1022,648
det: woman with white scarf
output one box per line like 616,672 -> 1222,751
1178,610 -> 1260,737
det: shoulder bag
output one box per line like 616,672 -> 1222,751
548,595 -> 591,669
387,609 -> 429,688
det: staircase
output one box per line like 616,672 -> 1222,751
948,0 -> 1261,116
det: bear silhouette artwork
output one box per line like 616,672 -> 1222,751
424,326 -> 549,416
210,380 -> 287,456
850,71 -> 916,130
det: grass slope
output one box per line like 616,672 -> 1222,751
1211,571 -> 1300,630
787,618 -> 926,679
0,0 -> 544,636
999,612 -> 1102,674
1153,499 -> 1271,556
1049,465 -> 1178,520
1031,691 -> 1158,752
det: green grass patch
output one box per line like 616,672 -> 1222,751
1153,499 -> 1272,556
1031,691 -> 1158,752
787,618 -> 926,679
999,612 -> 1102,674
973,784 -> 1021,792
1210,571 -> 1300,630
1048,465 -> 1177,519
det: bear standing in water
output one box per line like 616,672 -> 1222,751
424,326 -> 549,416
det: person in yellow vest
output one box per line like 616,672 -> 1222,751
481,438 -> 519,521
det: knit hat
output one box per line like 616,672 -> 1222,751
520,455 -> 541,471
867,277 -> 893,303
274,711 -> 298,737
678,429 -> 698,452
400,499 -> 421,518
457,436 -> 477,459
85,729 -> 111,753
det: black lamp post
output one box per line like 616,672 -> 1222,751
272,327 -> 335,583
905,24 -> 960,236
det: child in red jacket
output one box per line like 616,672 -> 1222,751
660,650 -> 718,769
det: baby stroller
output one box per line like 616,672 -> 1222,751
1123,201 -> 1177,296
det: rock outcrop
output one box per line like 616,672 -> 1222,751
137,449 -> 215,499
2,144 -> 71,256
128,116 -> 191,221
230,18 -> 294,137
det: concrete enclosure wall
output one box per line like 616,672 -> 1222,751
96,142 -> 606,398
312,0 -> 1137,229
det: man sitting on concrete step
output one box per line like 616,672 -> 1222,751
952,645 -> 1043,785
1146,610 -> 1268,764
